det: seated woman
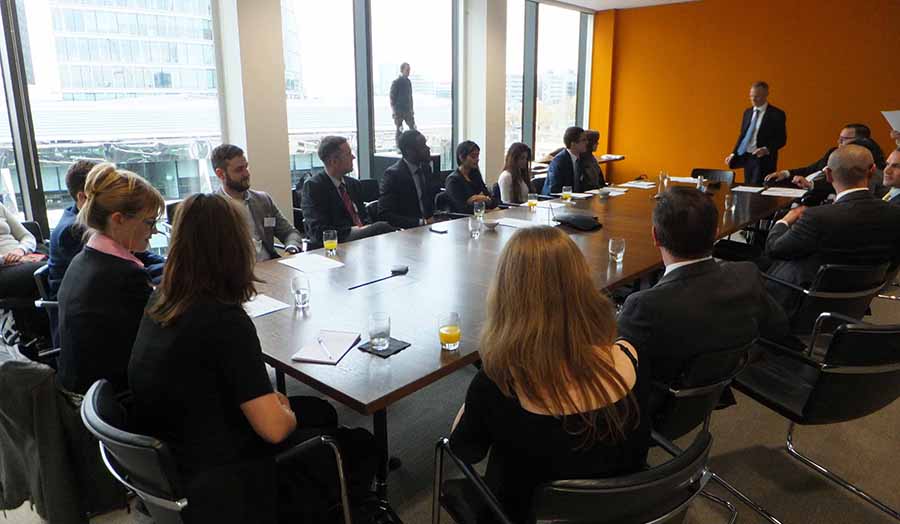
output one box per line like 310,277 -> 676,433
497,142 -> 533,204
445,141 -> 498,214
56,163 -> 164,394
128,193 -> 378,523
0,202 -> 47,344
450,226 -> 649,523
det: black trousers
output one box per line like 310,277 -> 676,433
0,260 -> 49,341
729,152 -> 776,186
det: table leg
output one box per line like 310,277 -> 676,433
374,409 -> 389,498
275,369 -> 286,394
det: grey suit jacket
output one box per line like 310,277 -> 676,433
217,188 -> 303,259
618,259 -> 788,385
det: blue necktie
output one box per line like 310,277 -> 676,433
737,109 -> 759,155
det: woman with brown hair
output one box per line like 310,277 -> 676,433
497,142 -> 533,204
57,163 -> 165,394
128,193 -> 380,523
445,140 -> 498,214
450,226 -> 649,523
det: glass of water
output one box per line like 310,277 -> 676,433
290,275 -> 310,310
473,200 -> 486,220
468,216 -> 482,239
609,237 -> 626,263
724,193 -> 735,212
368,312 -> 391,351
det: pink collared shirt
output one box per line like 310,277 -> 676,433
86,233 -> 144,268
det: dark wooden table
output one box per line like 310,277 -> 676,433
253,183 -> 792,497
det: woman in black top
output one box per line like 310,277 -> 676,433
57,163 -> 164,394
445,141 -> 498,214
128,193 -> 378,523
450,226 -> 649,523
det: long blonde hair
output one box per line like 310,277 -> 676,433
480,226 -> 639,446
77,162 -> 165,234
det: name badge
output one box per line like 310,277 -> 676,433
264,217 -> 276,227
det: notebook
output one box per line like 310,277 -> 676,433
291,330 -> 361,365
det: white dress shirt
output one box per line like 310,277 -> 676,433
663,256 -> 713,276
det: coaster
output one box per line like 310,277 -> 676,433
358,337 -> 411,358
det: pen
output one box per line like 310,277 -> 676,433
316,336 -> 335,360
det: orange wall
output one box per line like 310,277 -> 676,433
590,0 -> 900,183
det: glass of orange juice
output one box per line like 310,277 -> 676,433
561,185 -> 573,202
438,312 -> 461,351
323,230 -> 338,256
527,193 -> 539,212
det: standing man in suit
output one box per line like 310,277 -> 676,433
879,147 -> 900,206
725,81 -> 787,186
390,62 -> 415,150
542,126 -> 589,195
301,136 -> 395,244
378,130 -> 442,229
765,144 -> 900,309
212,144 -> 303,260
618,187 -> 788,387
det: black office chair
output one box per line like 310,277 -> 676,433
433,190 -> 470,219
733,315 -> 900,521
359,179 -> 380,204
531,175 -> 546,194
432,432 -> 715,524
26,265 -> 60,364
81,380 -> 354,524
762,263 -> 889,335
691,169 -> 735,187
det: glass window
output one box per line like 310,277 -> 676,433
280,0 -> 358,187
18,0 -> 222,230
371,0 -> 453,169
535,3 -> 579,158
505,0 -> 524,150
0,70 -> 23,219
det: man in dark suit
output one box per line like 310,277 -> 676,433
301,136 -> 395,244
765,144 -> 900,308
882,148 -> 900,206
618,187 -> 788,386
378,130 -> 442,229
390,62 -> 415,149
764,124 -> 873,187
542,126 -> 589,195
725,81 -> 787,186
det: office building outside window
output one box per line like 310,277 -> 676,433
0,76 -> 22,219
535,3 -> 579,159
505,0 -> 524,151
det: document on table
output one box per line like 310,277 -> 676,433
618,181 -> 657,189
587,187 -> 628,195
599,154 -> 625,161
292,330 -> 361,365
244,294 -> 290,318
550,192 -> 593,199
731,186 -> 765,193
881,110 -> 900,131
278,253 -> 344,272
666,176 -> 696,184
517,201 -> 567,209
762,187 -> 808,198
498,218 -> 545,228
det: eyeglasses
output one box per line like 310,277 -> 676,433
141,218 -> 159,228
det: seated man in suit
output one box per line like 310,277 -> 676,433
618,187 -> 789,390
882,147 -> 900,206
764,123 -> 875,187
765,144 -> 900,310
542,126 -> 589,195
212,144 -> 303,260
301,136 -> 395,244
378,130 -> 443,229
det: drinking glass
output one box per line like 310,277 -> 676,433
561,185 -> 573,202
527,193 -> 539,212
368,312 -> 391,351
657,171 -> 669,196
438,312 -> 461,351
468,216 -> 482,239
696,175 -> 707,192
609,237 -> 626,263
473,200 -> 486,220
724,193 -> 735,212
290,275 -> 310,310
253,238 -> 263,259
323,230 -> 338,256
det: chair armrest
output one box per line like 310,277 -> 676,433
38,348 -> 60,359
434,438 -> 515,524
757,337 -> 821,367
276,435 -> 351,524
760,272 -> 809,294
34,299 -> 58,311
651,430 -> 685,458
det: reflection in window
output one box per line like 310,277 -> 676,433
505,0 -> 524,151
535,3 -> 579,159
281,0 -> 357,188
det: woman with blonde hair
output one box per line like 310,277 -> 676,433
57,163 -> 164,394
450,226 -> 649,523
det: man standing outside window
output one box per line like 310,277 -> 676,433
390,62 -> 416,150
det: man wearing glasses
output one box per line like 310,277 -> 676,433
764,123 -> 878,188
542,126 -> 591,195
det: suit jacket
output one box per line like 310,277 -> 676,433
618,259 -> 788,385
542,150 -> 585,195
788,147 -> 833,179
766,190 -> 900,301
888,192 -> 900,207
389,76 -> 413,114
581,153 -> 606,189
378,159 -> 442,229
301,171 -> 370,243
444,169 -> 497,214
216,188 -> 302,259
731,104 -> 787,165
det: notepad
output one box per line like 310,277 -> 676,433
244,294 -> 290,318
731,186 -> 765,193
498,218 -> 544,229
518,201 -> 566,209
278,253 -> 344,273
588,187 -> 628,195
667,176 -> 697,184
551,192 -> 593,200
618,181 -> 657,189
291,330 -> 361,365
762,187 -> 808,198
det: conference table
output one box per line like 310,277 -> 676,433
252,182 -> 792,499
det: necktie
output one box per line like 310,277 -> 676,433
339,183 -> 362,227
737,109 -> 759,155
415,168 -> 429,216
573,158 -> 582,193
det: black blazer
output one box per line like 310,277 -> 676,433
378,159 -> 442,229
389,76 -> 413,113
301,171 -> 370,243
888,192 -> 900,207
618,259 -> 788,386
57,247 -> 153,394
542,150 -> 580,195
444,169 -> 497,214
766,190 -> 900,301
731,104 -> 787,162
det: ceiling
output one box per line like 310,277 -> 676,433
552,0 -> 696,11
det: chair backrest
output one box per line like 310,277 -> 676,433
21,221 -> 44,244
434,190 -> 453,213
531,176 -> 546,194
790,263 -> 889,334
166,201 -> 182,225
531,431 -> 712,524
690,168 -> 735,186
359,178 -> 380,203
491,182 -> 501,202
33,265 -> 52,301
802,322 -> 900,425
81,380 -> 188,524
652,341 -> 751,441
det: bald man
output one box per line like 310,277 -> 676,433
764,144 -> 900,310
882,147 -> 900,206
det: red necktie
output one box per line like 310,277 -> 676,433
339,184 -> 363,227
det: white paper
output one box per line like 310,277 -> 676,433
881,110 -> 900,131
549,192 -> 592,199
599,154 -> 625,161
278,253 -> 344,272
667,176 -> 697,184
618,181 -> 657,189
244,294 -> 291,318
291,330 -> 360,365
517,201 -> 567,209
731,186 -> 765,193
588,187 -> 628,194
762,187 -> 808,198
498,218 -> 545,228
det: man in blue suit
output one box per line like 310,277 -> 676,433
542,126 -> 589,195
724,81 -> 787,186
